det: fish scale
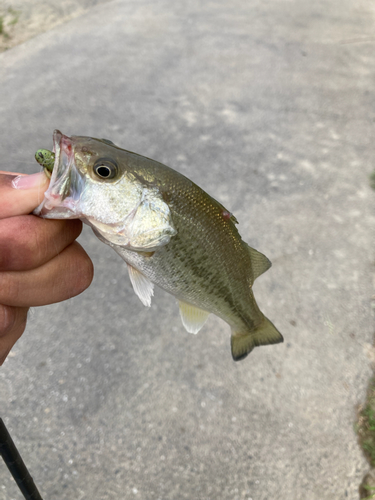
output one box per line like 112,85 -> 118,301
34,130 -> 283,361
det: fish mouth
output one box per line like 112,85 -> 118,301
34,130 -> 84,219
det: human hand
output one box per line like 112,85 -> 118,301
0,171 -> 94,365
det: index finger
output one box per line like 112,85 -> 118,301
0,172 -> 49,219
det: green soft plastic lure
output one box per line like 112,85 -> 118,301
35,149 -> 55,178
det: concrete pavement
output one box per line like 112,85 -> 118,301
0,1 -> 374,498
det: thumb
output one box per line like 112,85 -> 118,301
0,172 -> 49,219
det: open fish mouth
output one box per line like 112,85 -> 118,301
34,130 -> 84,219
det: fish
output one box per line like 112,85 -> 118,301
33,130 -> 283,361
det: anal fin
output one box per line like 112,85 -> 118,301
127,264 -> 154,307
231,315 -> 283,361
178,301 -> 210,334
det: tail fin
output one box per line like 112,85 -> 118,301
231,316 -> 283,361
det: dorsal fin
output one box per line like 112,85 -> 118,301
101,138 -> 115,146
247,245 -> 272,280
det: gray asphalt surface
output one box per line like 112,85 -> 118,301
0,1 -> 374,499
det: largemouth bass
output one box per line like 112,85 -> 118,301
34,130 -> 283,361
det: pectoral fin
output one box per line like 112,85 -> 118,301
178,301 -> 210,334
231,315 -> 283,361
127,264 -> 154,307
88,188 -> 176,252
128,188 -> 177,250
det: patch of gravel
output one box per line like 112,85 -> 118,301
0,0 -> 112,52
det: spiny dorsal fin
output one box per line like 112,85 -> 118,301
178,300 -> 210,334
231,315 -> 283,361
101,138 -> 116,146
127,264 -> 154,307
247,245 -> 272,280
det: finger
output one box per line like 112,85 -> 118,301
0,241 -> 94,307
0,171 -> 26,175
0,172 -> 49,219
0,215 -> 83,271
0,305 -> 28,365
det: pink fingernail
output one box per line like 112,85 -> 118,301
12,172 -> 48,190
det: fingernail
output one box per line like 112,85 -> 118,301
12,172 -> 48,190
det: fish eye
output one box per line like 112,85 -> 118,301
93,158 -> 118,179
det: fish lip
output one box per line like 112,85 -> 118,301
34,130 -> 83,218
